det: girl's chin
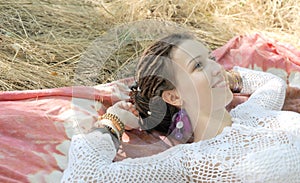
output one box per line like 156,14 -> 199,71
212,87 -> 233,108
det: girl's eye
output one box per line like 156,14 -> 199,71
194,62 -> 204,71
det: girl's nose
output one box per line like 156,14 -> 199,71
210,60 -> 222,76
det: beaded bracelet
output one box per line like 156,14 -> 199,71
100,119 -> 121,141
94,118 -> 122,141
98,113 -> 125,140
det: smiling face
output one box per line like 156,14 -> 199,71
170,39 -> 233,118
134,34 -> 233,137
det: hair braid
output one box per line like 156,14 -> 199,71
131,33 -> 194,134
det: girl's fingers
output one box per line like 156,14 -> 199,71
118,101 -> 130,109
117,101 -> 135,111
129,108 -> 139,117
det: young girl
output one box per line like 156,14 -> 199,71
61,33 -> 300,182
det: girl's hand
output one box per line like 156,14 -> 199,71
283,86 -> 300,113
106,101 -> 140,130
225,70 -> 243,93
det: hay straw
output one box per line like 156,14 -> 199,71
0,0 -> 110,90
1,0 -> 299,91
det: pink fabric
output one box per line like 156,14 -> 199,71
0,96 -> 70,183
1,34 -> 300,183
0,83 -> 132,183
212,33 -> 300,81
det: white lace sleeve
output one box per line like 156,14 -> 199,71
230,67 -> 291,129
233,66 -> 287,111
61,129 -> 191,182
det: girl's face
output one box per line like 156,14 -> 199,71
171,39 -> 233,116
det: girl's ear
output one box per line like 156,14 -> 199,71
161,89 -> 181,107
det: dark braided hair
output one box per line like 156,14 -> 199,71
131,33 -> 194,134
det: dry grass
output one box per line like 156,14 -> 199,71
1,0 -> 299,90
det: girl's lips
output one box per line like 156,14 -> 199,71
212,79 -> 227,88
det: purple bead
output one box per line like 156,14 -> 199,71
176,121 -> 184,129
170,109 -> 192,140
175,132 -> 183,140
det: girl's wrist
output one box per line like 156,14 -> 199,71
94,113 -> 126,142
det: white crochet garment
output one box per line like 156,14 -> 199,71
61,67 -> 300,182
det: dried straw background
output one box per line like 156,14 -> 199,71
1,0 -> 299,91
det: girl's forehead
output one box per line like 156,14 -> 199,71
173,40 -> 208,63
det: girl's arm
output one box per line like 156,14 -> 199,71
230,66 -> 287,111
61,128 -> 190,182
